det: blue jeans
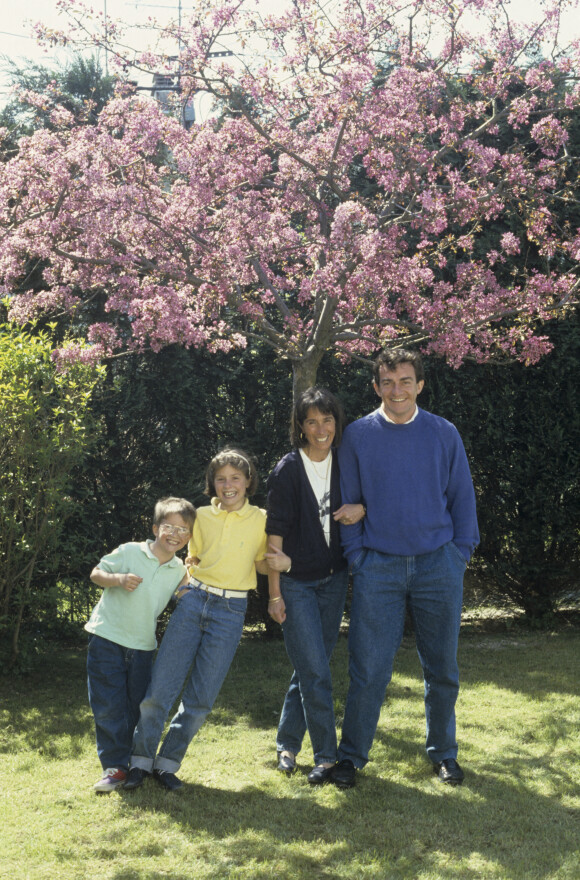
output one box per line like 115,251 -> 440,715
87,634 -> 154,771
276,569 -> 348,765
338,543 -> 466,768
131,585 -> 247,773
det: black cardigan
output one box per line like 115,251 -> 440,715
266,449 -> 347,581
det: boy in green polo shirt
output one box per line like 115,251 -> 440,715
86,496 -> 195,792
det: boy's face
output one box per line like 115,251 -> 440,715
214,464 -> 250,512
152,513 -> 191,559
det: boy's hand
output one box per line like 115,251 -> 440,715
119,573 -> 143,591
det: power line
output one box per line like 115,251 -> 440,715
0,31 -> 35,40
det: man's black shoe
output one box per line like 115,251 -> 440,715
433,758 -> 464,785
330,759 -> 356,789
307,764 -> 334,785
153,769 -> 183,791
123,767 -> 149,790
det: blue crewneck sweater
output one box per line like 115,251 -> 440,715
338,408 -> 479,564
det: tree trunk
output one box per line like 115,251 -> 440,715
291,351 -> 324,399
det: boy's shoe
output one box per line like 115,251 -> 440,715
153,769 -> 183,791
123,767 -> 150,790
93,768 -> 127,792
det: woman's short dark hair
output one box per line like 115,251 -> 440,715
204,447 -> 259,497
373,349 -> 425,384
290,387 -> 346,448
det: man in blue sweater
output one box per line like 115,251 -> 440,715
331,349 -> 479,789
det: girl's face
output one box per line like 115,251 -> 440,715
214,464 -> 251,512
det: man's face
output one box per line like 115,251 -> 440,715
373,362 -> 424,424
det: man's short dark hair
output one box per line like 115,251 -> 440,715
373,349 -> 425,384
290,386 -> 346,448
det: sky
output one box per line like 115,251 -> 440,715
1,0 -> 580,111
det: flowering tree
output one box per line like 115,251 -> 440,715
1,0 -> 579,393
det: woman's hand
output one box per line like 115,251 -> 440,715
265,544 -> 292,573
333,503 -> 366,525
268,594 -> 286,624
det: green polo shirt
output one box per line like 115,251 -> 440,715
85,541 -> 187,650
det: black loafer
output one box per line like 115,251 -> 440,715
330,758 -> 356,789
307,764 -> 334,785
123,767 -> 149,790
277,751 -> 296,773
153,769 -> 183,791
433,758 -> 464,785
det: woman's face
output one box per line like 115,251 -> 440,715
300,407 -> 336,459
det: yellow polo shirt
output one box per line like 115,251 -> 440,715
188,498 -> 267,592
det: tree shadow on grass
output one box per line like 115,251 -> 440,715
114,767 -> 579,880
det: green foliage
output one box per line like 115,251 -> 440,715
0,54 -> 115,155
0,325 -> 104,666
424,311 -> 580,620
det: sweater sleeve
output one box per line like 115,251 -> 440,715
447,429 -> 480,561
266,456 -> 298,538
338,426 -> 365,566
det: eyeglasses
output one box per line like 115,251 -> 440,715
159,523 -> 190,537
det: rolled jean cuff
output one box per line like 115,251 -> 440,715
130,755 -> 155,772
153,756 -> 181,773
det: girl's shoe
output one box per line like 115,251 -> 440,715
277,750 -> 296,773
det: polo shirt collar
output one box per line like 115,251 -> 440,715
210,497 -> 252,517
141,539 -> 182,567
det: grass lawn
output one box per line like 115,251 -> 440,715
0,626 -> 578,880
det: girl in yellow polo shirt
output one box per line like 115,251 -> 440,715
125,447 -> 277,791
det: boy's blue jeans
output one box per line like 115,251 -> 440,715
276,568 -> 348,765
131,585 -> 247,774
87,634 -> 154,771
337,542 -> 466,769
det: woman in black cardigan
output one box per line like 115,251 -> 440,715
266,387 -> 365,784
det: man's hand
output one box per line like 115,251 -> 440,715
333,503 -> 366,525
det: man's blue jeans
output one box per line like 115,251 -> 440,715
131,585 -> 247,773
276,569 -> 348,765
87,634 -> 154,771
338,543 -> 466,768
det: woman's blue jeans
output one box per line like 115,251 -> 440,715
87,634 -> 154,771
337,543 -> 465,768
276,568 -> 348,765
131,585 -> 247,773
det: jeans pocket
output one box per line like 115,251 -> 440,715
351,549 -> 367,574
226,596 -> 248,616
449,542 -> 467,568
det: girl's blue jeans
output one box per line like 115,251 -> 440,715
131,585 -> 247,773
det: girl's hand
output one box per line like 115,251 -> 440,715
184,555 -> 199,567
265,544 -> 292,572
268,594 -> 286,624
333,503 -> 366,525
